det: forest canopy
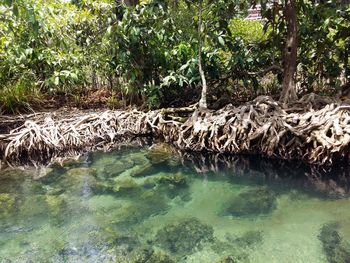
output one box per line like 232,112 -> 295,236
0,0 -> 349,113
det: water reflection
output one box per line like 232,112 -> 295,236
181,152 -> 350,198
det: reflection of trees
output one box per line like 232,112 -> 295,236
180,152 -> 350,198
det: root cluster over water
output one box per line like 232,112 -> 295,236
1,95 -> 350,166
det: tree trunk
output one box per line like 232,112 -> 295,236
198,0 -> 207,109
279,0 -> 298,105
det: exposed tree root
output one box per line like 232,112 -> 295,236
161,96 -> 350,166
1,96 -> 350,166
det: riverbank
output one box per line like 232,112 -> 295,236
0,95 -> 349,167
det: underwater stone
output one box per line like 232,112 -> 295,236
136,190 -> 169,217
98,159 -> 135,179
116,190 -> 169,225
19,195 -> 48,218
155,172 -> 191,201
113,232 -> 140,252
0,193 -> 16,218
142,177 -> 158,189
139,189 -> 169,213
318,222 -> 350,263
66,167 -> 97,177
46,195 -> 67,217
154,218 -> 214,255
224,187 -> 276,217
61,167 -> 99,193
128,152 -> 149,166
46,187 -> 65,196
216,256 -> 237,263
116,247 -> 175,263
157,172 -> 187,187
0,170 -> 27,194
113,178 -> 140,194
146,143 -> 179,165
130,163 -> 156,178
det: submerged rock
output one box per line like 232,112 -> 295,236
113,178 -> 140,195
142,177 -> 158,189
19,195 -> 48,220
46,195 -> 67,217
318,222 -> 350,263
216,256 -> 237,263
116,190 -> 170,225
157,172 -> 187,187
146,143 -> 179,165
93,156 -> 135,179
232,230 -> 263,248
0,193 -> 16,218
128,151 -> 150,166
66,167 -> 97,177
113,231 -> 140,253
117,247 -> 175,263
60,167 -> 99,194
130,163 -> 156,178
223,187 -> 276,217
155,172 -> 191,201
0,169 -> 29,194
154,218 -> 214,255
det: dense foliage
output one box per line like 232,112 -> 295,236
0,0 -> 349,112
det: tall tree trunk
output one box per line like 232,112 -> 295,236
198,0 -> 207,109
279,0 -> 298,105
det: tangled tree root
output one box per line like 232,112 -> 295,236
0,96 -> 350,166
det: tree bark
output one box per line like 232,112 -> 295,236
198,0 -> 208,109
279,0 -> 298,105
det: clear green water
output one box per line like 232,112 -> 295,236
1,145 -> 350,262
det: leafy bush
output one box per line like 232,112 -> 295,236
230,19 -> 267,42
0,76 -> 42,114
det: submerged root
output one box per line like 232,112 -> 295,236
1,96 -> 350,166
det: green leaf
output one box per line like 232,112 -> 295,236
4,0 -> 12,7
218,36 -> 225,46
54,76 -> 59,86
70,73 -> 78,80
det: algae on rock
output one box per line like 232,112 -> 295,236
116,247 -> 175,263
223,187 -> 276,217
154,218 -> 214,255
0,193 -> 16,218
146,143 -> 179,165
113,178 -> 140,195
157,172 -> 187,187
318,222 -> 350,263
46,195 -> 67,217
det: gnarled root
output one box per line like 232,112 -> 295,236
1,97 -> 350,166
158,96 -> 350,166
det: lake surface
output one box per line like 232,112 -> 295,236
1,144 -> 350,262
